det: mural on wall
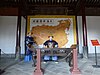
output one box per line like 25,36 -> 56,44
27,15 -> 76,48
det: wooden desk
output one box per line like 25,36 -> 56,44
33,48 -> 73,66
33,45 -> 81,75
40,48 -> 72,56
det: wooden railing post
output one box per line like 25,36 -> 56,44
70,45 -> 81,75
33,49 -> 43,75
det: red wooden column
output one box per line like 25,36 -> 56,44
15,15 -> 21,60
70,45 -> 81,75
75,15 -> 79,45
75,15 -> 79,54
34,49 -> 43,75
15,6 -> 21,60
25,16 -> 27,55
81,0 -> 88,58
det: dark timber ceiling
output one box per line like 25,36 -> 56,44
0,0 -> 100,16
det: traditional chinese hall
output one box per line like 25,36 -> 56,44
0,0 -> 100,75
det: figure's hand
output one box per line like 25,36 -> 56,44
26,41 -> 29,44
55,45 -> 58,47
43,45 -> 47,48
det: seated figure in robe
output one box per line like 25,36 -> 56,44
43,36 -> 58,63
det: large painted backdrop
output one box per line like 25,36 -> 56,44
27,15 -> 76,48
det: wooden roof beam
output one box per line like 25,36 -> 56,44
95,0 -> 100,7
0,7 -> 18,16
74,0 -> 81,15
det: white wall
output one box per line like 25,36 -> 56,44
77,16 -> 100,54
86,16 -> 100,53
0,16 -> 26,54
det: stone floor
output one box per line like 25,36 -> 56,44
1,57 -> 100,75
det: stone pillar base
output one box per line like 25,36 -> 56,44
15,46 -> 21,60
83,46 -> 88,58
34,70 -> 43,75
70,68 -> 81,75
